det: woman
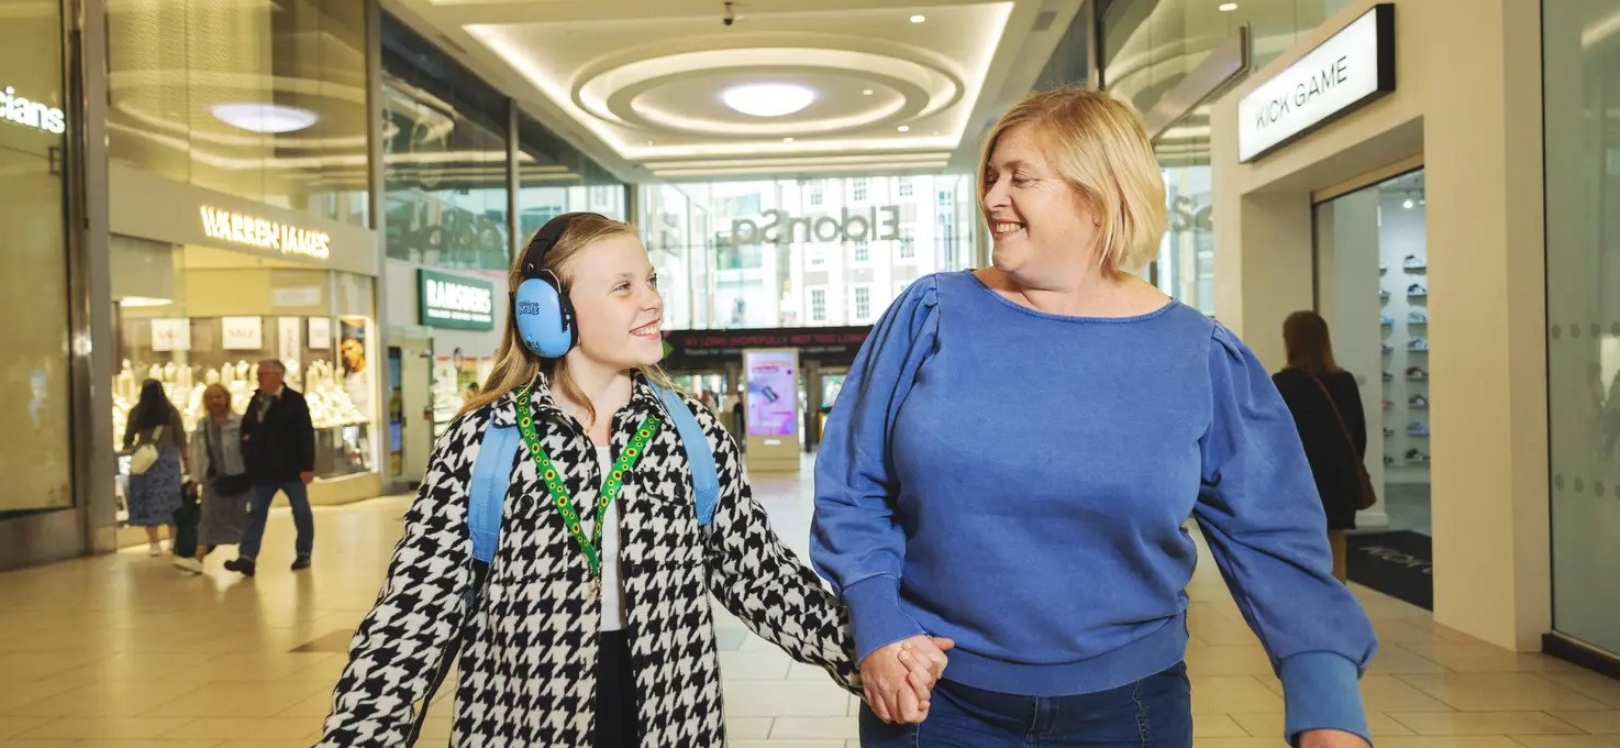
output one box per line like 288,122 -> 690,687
176,383 -> 252,574
1273,311 -> 1368,583
123,379 -> 188,557
318,213 -> 946,748
811,86 -> 1377,748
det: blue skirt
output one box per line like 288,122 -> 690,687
127,446 -> 183,527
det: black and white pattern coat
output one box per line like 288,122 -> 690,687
316,374 -> 859,746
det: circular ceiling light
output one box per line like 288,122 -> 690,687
910,14 -> 926,23
897,125 -> 911,132
721,83 -> 816,118
862,89 -> 875,96
210,102 -> 320,134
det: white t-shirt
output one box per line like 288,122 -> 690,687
589,444 -> 627,632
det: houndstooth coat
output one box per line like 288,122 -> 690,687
316,374 -> 860,747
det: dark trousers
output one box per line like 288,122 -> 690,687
860,662 -> 1193,748
238,479 -> 313,561
171,485 -> 200,557
596,629 -> 638,748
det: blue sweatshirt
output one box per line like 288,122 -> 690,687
810,271 -> 1378,745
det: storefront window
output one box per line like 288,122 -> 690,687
0,0 -> 74,512
380,14 -> 510,271
1543,0 -> 1620,658
516,113 -> 628,238
637,174 -> 978,331
106,0 -> 370,228
110,239 -> 378,496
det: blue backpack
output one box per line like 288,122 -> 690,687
408,383 -> 720,745
466,382 -> 721,563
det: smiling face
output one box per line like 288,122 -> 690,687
981,123 -> 1102,285
559,233 -> 665,373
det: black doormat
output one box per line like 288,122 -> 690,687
1345,531 -> 1433,610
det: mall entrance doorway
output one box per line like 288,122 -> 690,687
1313,166 -> 1434,608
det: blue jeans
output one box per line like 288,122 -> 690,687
238,479 -> 314,562
860,662 -> 1192,748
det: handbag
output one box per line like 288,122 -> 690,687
129,424 -> 164,475
1309,375 -> 1378,511
203,422 -> 253,495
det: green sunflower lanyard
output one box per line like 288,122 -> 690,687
514,384 -> 662,599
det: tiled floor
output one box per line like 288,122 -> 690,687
2,462 -> 1618,747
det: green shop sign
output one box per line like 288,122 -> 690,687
418,269 -> 495,331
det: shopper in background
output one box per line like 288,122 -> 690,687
1273,311 -> 1368,583
123,379 -> 188,557
227,359 -> 317,577
812,86 -> 1377,748
317,213 -> 948,748
176,384 -> 252,575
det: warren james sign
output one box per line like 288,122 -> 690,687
731,206 -> 902,247
200,206 -> 332,260
418,269 -> 495,331
1237,4 -> 1394,163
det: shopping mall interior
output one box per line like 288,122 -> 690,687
1,0 -> 1618,745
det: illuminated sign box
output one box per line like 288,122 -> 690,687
1237,4 -> 1395,163
418,269 -> 496,331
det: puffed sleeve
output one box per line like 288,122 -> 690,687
809,275 -> 941,663
1195,324 -> 1379,746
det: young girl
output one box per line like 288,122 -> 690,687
317,213 -> 945,747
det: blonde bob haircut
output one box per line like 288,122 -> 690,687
459,213 -> 674,426
978,86 -> 1168,275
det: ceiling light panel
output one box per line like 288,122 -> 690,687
462,2 -> 1015,159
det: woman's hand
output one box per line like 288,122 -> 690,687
859,635 -> 955,724
1299,729 -> 1371,748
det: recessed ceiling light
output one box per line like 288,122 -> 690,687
897,125 -> 910,132
783,137 -> 795,142
721,83 -> 816,118
910,14 -> 926,23
210,102 -> 319,133
1218,2 -> 1238,11
862,89 -> 875,96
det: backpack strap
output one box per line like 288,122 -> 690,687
468,419 -> 522,563
650,384 -> 722,528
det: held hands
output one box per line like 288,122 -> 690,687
300,471 -> 315,485
858,635 -> 955,724
1300,730 -> 1372,748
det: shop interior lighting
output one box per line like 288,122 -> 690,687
1218,2 -> 1239,10
897,125 -> 911,132
119,297 -> 173,308
210,102 -> 320,134
721,84 -> 816,118
910,14 -> 927,23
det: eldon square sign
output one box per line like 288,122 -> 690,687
1238,4 -> 1395,163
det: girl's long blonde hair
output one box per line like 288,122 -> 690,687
458,214 -> 676,426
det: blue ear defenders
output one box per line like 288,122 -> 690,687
513,212 -> 603,359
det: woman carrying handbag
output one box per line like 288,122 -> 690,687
1273,311 -> 1375,583
176,384 -> 254,574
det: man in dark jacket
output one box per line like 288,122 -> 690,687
226,359 -> 317,577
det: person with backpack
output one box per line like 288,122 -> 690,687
317,213 -> 950,748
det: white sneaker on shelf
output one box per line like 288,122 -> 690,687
147,542 -> 163,557
173,557 -> 204,574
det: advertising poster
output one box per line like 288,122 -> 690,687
150,319 -> 190,352
278,317 -> 303,383
308,317 -> 331,350
744,350 -> 798,438
221,316 -> 263,350
339,317 -> 373,419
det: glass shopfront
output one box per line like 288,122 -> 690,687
1543,0 -> 1620,660
0,0 -> 74,513
106,165 -> 384,512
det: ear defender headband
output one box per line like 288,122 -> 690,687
513,212 -> 604,359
